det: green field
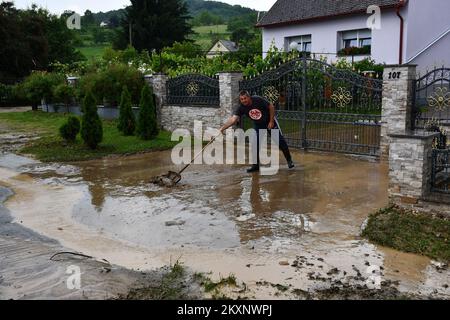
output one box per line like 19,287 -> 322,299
77,45 -> 110,60
193,25 -> 228,34
190,24 -> 230,51
75,25 -> 230,57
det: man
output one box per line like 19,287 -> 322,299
220,91 -> 295,173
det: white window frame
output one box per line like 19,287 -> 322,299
339,29 -> 372,50
286,35 -> 312,52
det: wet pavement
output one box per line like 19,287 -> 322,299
0,146 -> 449,299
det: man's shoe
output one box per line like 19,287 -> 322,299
246,165 -> 260,173
287,160 -> 295,169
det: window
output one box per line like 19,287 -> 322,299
303,42 -> 312,52
340,29 -> 372,50
344,39 -> 358,48
359,38 -> 371,47
286,35 -> 312,52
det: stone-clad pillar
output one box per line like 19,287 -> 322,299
380,64 -> 417,160
151,73 -> 168,127
218,72 -> 243,123
388,131 -> 439,205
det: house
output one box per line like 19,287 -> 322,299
100,21 -> 109,28
207,40 -> 239,59
257,0 -> 450,71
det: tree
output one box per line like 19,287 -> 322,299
53,83 -> 75,111
0,3 -> 83,81
137,85 -> 158,140
81,91 -> 103,149
227,13 -> 259,46
82,10 -> 95,26
19,71 -> 64,110
0,2 -> 47,80
192,11 -> 224,26
163,41 -> 202,59
92,27 -> 107,44
114,0 -> 192,52
118,86 -> 136,136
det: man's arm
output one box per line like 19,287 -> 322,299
268,104 -> 275,129
220,115 -> 240,134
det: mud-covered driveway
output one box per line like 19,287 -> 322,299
1,144 -> 449,299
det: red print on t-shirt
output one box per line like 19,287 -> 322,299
249,109 -> 262,121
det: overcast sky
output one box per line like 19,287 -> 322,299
9,0 -> 277,14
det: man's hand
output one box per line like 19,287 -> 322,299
220,115 -> 239,134
268,121 -> 275,130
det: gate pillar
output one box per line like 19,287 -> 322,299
380,64 -> 417,160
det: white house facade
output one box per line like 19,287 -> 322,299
258,0 -> 450,72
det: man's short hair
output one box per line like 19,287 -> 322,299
239,90 -> 251,97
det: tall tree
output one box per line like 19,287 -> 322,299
118,86 -> 136,136
81,91 -> 103,149
137,85 -> 158,140
0,3 -> 83,81
82,10 -> 96,26
114,0 -> 192,52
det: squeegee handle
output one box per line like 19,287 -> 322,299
178,134 -> 221,175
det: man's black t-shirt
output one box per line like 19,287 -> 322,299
234,96 -> 271,126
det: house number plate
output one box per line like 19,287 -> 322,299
388,71 -> 402,80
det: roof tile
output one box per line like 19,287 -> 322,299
258,0 -> 402,27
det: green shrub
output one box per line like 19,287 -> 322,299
59,116 -> 81,142
19,71 -> 65,109
53,83 -> 75,106
76,72 -> 100,107
117,86 -> 136,136
77,64 -> 145,106
137,85 -> 158,140
353,58 -> 384,76
81,91 -> 103,149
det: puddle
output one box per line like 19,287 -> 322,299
0,150 -> 449,299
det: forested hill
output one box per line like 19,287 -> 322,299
86,0 -> 258,24
186,0 -> 256,20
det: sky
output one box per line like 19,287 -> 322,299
9,0 -> 278,14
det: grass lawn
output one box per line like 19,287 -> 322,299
363,206 -> 450,262
0,111 -> 178,162
193,25 -> 229,34
77,45 -> 110,60
190,24 -> 230,51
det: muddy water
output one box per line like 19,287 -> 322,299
1,150 -> 449,299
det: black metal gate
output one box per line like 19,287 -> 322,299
412,67 -> 450,132
412,67 -> 450,193
239,57 -> 382,156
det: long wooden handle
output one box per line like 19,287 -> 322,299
178,134 -> 221,175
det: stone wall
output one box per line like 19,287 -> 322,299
160,105 -> 222,133
152,72 -> 243,134
388,132 -> 438,204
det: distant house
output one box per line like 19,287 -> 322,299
207,40 -> 239,59
257,0 -> 450,71
100,21 -> 109,28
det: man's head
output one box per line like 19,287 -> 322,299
239,90 -> 252,107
